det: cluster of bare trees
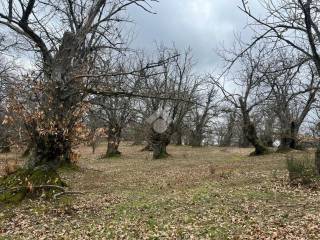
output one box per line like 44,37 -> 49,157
86,46 -> 219,159
0,0 -> 221,172
212,0 -> 320,170
3,0 -> 320,200
0,0 -> 162,170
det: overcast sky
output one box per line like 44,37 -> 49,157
128,0 -> 258,73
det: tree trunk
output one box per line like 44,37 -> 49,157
150,128 -> 171,159
261,114 -> 275,147
92,143 -> 97,154
245,121 -> 269,155
239,98 -> 268,155
190,132 -> 203,147
220,112 -> 236,147
176,130 -> 183,146
1,24 -> 95,201
26,32 -> 82,170
278,121 -> 299,151
220,132 -> 233,147
239,131 -> 251,148
261,135 -> 274,147
105,126 -> 121,158
27,127 -> 72,170
152,140 -> 169,159
315,144 -> 320,175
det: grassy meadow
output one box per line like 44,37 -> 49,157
1,143 -> 319,239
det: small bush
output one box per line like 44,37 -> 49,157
286,155 -> 318,185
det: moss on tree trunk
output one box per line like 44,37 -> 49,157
153,141 -> 169,159
0,168 -> 65,204
150,130 -> 171,159
0,130 -> 73,204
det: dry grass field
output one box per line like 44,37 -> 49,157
1,143 -> 320,239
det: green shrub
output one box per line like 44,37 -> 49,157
286,155 -> 318,185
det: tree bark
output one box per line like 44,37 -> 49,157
278,121 -> 299,151
244,120 -> 269,155
150,128 -> 171,159
220,112 -> 236,147
27,127 -> 73,170
239,130 -> 251,148
175,130 -> 183,146
152,140 -> 169,159
261,135 -> 274,148
261,115 -> 275,147
190,132 -> 203,147
239,98 -> 268,155
26,32 -> 82,170
105,126 -> 121,158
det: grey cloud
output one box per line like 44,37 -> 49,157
127,0 -> 258,72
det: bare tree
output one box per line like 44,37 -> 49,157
141,46 -> 199,159
266,61 -> 319,151
91,56 -> 141,158
0,0 -> 161,203
85,111 -> 106,154
0,57 -> 13,153
240,0 -> 320,167
258,105 -> 276,147
189,83 -> 218,147
0,0 -> 157,170
219,109 -> 237,147
215,47 -> 272,155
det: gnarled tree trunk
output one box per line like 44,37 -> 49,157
26,32 -> 82,169
190,131 -> 203,147
239,98 -> 268,155
27,127 -> 73,170
151,131 -> 171,159
239,130 -> 251,148
175,130 -> 183,146
105,125 -> 122,158
147,124 -> 172,159
245,120 -> 269,155
278,121 -> 299,151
